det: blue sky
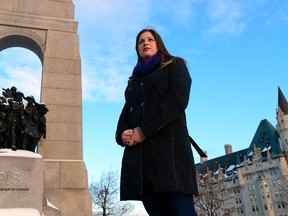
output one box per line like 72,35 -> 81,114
76,0 -> 288,181
1,0 -> 288,188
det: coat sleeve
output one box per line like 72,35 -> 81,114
139,58 -> 192,138
115,103 -> 130,147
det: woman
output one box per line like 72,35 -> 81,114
116,28 -> 198,216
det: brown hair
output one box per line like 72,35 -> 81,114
135,28 -> 180,68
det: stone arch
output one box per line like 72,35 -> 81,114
0,28 -> 45,63
0,1 -> 92,215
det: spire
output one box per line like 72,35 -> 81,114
278,87 -> 288,114
205,167 -> 212,183
217,164 -> 224,179
253,143 -> 262,159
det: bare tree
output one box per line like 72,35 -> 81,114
194,177 -> 237,216
90,168 -> 134,216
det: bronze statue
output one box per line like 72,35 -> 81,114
0,86 -> 48,152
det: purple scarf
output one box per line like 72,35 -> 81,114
132,53 -> 161,77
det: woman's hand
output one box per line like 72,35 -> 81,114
121,129 -> 133,146
128,127 -> 146,147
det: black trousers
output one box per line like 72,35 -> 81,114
142,192 -> 197,216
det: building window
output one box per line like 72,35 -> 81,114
277,180 -> 281,185
249,184 -> 255,191
259,182 -> 263,188
256,160 -> 262,167
270,170 -> 276,175
246,174 -> 253,180
250,193 -> 256,201
237,207 -> 243,214
269,203 -> 273,209
235,198 -> 242,204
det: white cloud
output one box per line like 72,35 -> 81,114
74,0 -> 210,104
2,66 -> 41,100
147,0 -> 196,27
81,54 -> 134,103
82,68 -> 125,104
74,0 -> 151,29
279,10 -> 288,23
73,0 -> 153,104
266,9 -> 288,27
206,0 -> 246,34
0,48 -> 41,101
76,0 -> 286,104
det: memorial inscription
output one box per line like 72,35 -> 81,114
0,170 -> 31,191
0,149 -> 44,212
0,171 -> 21,186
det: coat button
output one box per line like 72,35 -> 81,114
140,82 -> 144,86
130,107 -> 133,112
140,102 -> 144,107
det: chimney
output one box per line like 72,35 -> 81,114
200,151 -> 208,164
225,144 -> 232,155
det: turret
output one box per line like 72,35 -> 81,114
276,87 -> 288,157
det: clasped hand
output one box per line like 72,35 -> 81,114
121,127 -> 146,147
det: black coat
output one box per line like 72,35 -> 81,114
116,58 -> 198,200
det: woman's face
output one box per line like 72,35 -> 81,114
138,31 -> 158,60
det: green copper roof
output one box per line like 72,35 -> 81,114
246,119 -> 284,158
195,148 -> 248,174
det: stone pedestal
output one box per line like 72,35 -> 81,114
0,149 -> 44,213
0,208 -> 41,216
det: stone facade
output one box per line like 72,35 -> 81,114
0,1 -> 92,215
195,87 -> 288,216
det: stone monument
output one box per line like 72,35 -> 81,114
0,1 -> 92,215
